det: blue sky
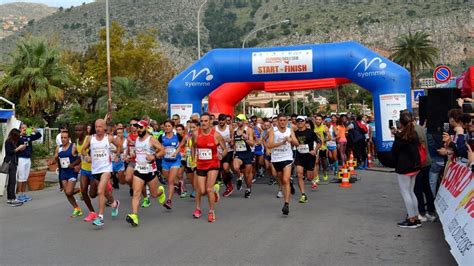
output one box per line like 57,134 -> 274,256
0,0 -> 94,7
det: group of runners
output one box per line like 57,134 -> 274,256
50,111 -> 375,227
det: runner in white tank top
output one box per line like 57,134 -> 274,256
215,114 -> 235,197
126,120 -> 167,227
267,114 -> 298,216
81,119 -> 123,228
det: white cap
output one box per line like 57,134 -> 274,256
296,115 -> 305,121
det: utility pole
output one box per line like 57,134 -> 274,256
105,0 -> 112,121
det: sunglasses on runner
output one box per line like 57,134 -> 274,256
131,123 -> 138,127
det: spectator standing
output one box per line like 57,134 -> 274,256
4,129 -> 27,206
16,123 -> 42,202
391,111 -> 422,228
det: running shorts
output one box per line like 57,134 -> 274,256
134,171 -> 155,183
234,151 -> 253,165
295,154 -> 316,171
196,168 -> 219,177
272,160 -> 293,172
162,159 -> 181,171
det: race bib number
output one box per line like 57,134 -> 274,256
165,147 -> 176,159
59,157 -> 70,168
198,148 -> 212,160
92,148 -> 108,161
297,144 -> 310,154
235,141 -> 247,152
135,162 -> 153,174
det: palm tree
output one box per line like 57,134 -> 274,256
389,31 -> 439,90
1,38 -> 71,121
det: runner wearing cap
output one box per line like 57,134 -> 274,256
267,113 -> 298,215
158,120 -> 185,209
215,114 -> 235,197
191,113 -> 228,222
232,114 -> 255,198
125,120 -> 167,227
294,116 -> 321,202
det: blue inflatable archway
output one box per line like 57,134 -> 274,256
168,41 -> 410,156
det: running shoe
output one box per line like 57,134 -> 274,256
251,177 -> 257,183
276,191 -> 283,198
126,213 -> 139,227
268,177 -> 277,185
111,200 -> 120,217
282,203 -> 289,215
397,219 -> 419,229
92,217 -> 104,227
425,213 -> 438,222
18,194 -> 32,202
158,176 -> 166,185
193,209 -> 202,219
290,179 -> 295,195
71,208 -> 83,218
16,196 -> 28,203
208,210 -> 216,223
84,212 -> 97,222
180,191 -> 189,198
299,194 -> 308,203
236,177 -> 243,191
311,179 -> 318,190
190,191 -> 196,198
163,199 -> 172,209
213,183 -> 220,203
223,184 -> 234,197
157,186 -> 166,205
418,214 -> 428,222
314,176 -> 320,184
6,199 -> 23,207
244,189 -> 251,198
141,197 -> 151,208
323,174 -> 329,182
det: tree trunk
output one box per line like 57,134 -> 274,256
336,86 -> 341,113
410,64 -> 417,90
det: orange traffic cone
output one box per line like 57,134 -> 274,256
348,151 -> 357,167
339,167 -> 352,188
367,153 -> 373,168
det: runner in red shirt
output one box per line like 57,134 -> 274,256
191,113 -> 227,222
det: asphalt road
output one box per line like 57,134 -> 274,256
0,169 -> 456,265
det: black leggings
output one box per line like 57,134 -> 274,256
353,140 -> 367,165
414,166 -> 435,214
6,163 -> 17,200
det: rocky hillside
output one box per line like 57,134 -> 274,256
0,0 -> 472,73
0,2 -> 56,39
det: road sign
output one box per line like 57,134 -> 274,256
433,65 -> 452,83
413,89 -> 424,102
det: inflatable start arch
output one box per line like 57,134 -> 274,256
168,41 -> 411,159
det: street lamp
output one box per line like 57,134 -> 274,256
105,0 -> 112,120
241,19 -> 290,114
197,0 -> 208,59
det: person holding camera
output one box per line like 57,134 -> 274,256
439,109 -> 467,160
391,111 -> 422,228
16,123 -> 42,202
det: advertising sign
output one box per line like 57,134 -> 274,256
435,161 -> 474,266
170,104 -> 193,125
379,93 -> 407,142
252,50 -> 313,75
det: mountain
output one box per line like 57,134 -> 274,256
0,0 -> 472,74
0,2 -> 56,39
